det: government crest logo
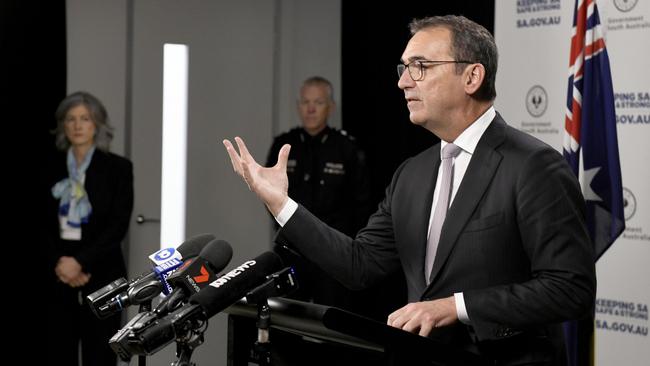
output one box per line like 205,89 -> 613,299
526,85 -> 548,117
613,0 -> 638,13
623,187 -> 637,221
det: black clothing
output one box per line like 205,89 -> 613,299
45,149 -> 134,366
274,115 -> 596,365
267,127 -> 404,319
267,126 -> 372,236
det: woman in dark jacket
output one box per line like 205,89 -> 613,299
46,91 -> 133,366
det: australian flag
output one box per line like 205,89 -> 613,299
563,0 -> 625,365
563,0 -> 625,259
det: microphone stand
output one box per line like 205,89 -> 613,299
138,300 -> 152,366
172,329 -> 204,366
171,303 -> 208,366
245,267 -> 299,366
252,300 -> 272,366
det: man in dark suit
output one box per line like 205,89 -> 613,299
224,15 -> 596,365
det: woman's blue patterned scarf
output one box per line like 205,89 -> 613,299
52,146 -> 96,227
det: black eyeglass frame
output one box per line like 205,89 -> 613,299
397,60 -> 475,81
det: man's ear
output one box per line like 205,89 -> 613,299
328,100 -> 336,116
464,63 -> 486,96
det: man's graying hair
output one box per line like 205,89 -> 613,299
301,76 -> 335,102
409,15 -> 498,101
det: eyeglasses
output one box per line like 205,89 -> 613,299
397,60 -> 474,81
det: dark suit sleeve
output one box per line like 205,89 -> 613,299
275,159 -> 409,291
348,147 -> 373,233
463,147 -> 596,341
76,158 -> 134,274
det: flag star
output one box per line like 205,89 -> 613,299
580,167 -> 602,201
578,151 -> 603,202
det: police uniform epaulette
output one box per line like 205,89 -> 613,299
335,128 -> 357,142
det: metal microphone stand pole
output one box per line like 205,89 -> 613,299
246,267 -> 299,366
252,300 -> 272,366
138,300 -> 152,366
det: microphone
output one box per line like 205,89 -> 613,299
87,233 -> 216,319
96,236 -> 230,318
142,233 -> 219,295
153,239 -> 233,317
110,252 -> 283,360
190,251 -> 283,318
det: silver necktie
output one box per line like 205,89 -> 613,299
425,143 -> 461,284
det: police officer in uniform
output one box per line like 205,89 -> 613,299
266,76 -> 374,312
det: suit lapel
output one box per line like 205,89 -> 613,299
426,116 -> 507,288
410,147 -> 441,292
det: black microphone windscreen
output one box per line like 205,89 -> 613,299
189,251 -> 283,318
176,233 -> 216,258
200,239 -> 233,273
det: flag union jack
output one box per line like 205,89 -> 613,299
563,0 -> 625,260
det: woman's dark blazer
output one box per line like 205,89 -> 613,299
46,149 -> 134,293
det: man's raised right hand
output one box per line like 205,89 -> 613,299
223,136 -> 291,216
